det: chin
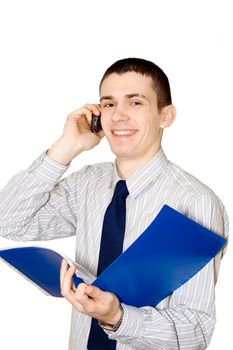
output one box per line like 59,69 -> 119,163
110,147 -> 135,159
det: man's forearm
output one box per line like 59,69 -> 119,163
105,303 -> 215,349
0,151 -> 73,241
105,258 -> 218,349
47,136 -> 83,166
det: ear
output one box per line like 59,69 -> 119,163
160,105 -> 176,129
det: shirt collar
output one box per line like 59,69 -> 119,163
112,148 -> 168,199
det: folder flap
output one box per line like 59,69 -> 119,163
92,205 -> 226,307
0,247 -> 86,297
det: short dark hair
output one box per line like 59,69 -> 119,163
99,57 -> 172,110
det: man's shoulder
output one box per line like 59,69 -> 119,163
167,160 -> 218,200
79,161 -> 114,175
166,160 -> 228,241
69,161 -> 114,183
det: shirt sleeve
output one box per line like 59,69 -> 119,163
0,151 -> 81,241
105,193 -> 229,350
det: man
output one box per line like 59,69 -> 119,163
0,58 -> 228,349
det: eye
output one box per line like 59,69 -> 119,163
103,103 -> 114,108
132,101 -> 142,106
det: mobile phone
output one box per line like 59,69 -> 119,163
91,114 -> 102,133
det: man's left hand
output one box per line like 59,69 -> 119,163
60,259 -> 122,325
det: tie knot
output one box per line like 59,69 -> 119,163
114,180 -> 129,199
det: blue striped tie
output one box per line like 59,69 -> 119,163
87,180 -> 129,349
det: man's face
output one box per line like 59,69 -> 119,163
99,72 -> 165,163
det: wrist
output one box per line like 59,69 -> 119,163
47,137 -> 83,166
99,304 -> 124,332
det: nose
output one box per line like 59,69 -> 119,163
111,105 -> 129,122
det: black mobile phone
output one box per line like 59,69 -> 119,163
91,114 -> 102,133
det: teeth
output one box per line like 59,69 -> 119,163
113,130 -> 135,135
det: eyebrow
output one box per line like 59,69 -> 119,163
99,93 -> 147,102
99,95 -> 113,102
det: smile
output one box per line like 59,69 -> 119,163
111,129 -> 138,136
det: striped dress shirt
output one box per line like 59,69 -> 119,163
0,148 -> 229,350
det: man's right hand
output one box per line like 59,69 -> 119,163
47,104 -> 105,166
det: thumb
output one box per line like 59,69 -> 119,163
85,285 -> 102,299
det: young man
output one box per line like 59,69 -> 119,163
0,58 -> 228,349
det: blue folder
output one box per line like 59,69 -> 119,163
0,205 -> 226,307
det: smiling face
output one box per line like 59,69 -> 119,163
100,72 -> 174,165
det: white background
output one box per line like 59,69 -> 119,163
0,1 -> 232,349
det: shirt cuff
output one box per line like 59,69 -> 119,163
28,150 -> 69,182
105,304 -> 144,341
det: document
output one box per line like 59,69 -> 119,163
0,205 -> 226,307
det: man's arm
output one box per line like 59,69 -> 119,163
104,194 -> 228,349
0,104 -> 104,241
0,152 -> 82,241
60,193 -> 228,349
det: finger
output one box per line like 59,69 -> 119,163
74,283 -> 99,315
74,283 -> 94,311
60,258 -> 68,289
69,108 -> 93,124
76,104 -> 100,123
67,104 -> 101,128
84,103 -> 101,116
85,285 -> 102,300
60,264 -> 77,298
74,282 -> 89,301
97,129 -> 105,139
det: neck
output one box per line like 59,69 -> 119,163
116,145 -> 161,179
